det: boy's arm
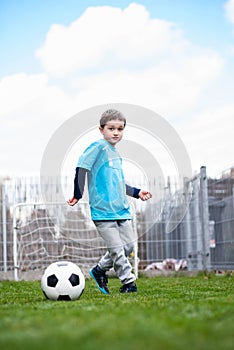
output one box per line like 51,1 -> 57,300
126,184 -> 152,201
67,167 -> 88,206
125,184 -> 141,198
74,167 -> 87,199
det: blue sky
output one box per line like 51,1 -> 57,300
1,0 -> 234,178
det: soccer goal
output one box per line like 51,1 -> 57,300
12,201 -> 139,281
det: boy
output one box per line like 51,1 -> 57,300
67,109 -> 152,294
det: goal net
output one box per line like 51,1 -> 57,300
12,201 -> 138,281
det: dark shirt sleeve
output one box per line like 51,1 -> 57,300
74,167 -> 88,199
125,184 -> 140,199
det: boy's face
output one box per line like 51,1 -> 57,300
99,120 -> 125,146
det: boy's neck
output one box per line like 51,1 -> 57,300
103,138 -> 116,148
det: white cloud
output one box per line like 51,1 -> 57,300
0,72 -> 75,176
67,50 -> 223,118
34,3 -> 223,116
179,105 -> 234,176
0,73 -> 48,115
37,4 -> 174,76
35,3 -> 217,81
225,0 -> 234,24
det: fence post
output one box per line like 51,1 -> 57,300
12,204 -> 19,281
192,175 -> 203,270
164,181 -> 171,259
184,177 -> 193,270
2,182 -> 8,272
131,203 -> 139,279
200,166 -> 211,271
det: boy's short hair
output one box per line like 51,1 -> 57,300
100,109 -> 126,128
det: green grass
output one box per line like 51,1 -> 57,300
0,275 -> 234,350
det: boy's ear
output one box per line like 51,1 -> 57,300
99,126 -> 104,134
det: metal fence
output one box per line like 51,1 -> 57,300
0,166 -> 234,280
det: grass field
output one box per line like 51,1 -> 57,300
0,274 -> 233,350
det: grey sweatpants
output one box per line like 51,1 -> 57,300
94,220 -> 136,284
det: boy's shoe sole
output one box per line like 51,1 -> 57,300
89,268 -> 110,295
120,282 -> 137,293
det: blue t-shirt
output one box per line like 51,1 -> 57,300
77,139 -> 132,220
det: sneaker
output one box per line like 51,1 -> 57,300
120,281 -> 137,293
89,265 -> 110,294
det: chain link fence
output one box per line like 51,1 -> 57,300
1,167 -> 234,280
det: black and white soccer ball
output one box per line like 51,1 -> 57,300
41,261 -> 85,301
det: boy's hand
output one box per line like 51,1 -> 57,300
138,190 -> 152,201
67,197 -> 79,206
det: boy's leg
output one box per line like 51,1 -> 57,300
117,220 -> 138,293
97,251 -> 113,270
118,219 -> 136,257
94,220 -> 136,285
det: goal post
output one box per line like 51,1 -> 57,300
12,201 -> 139,281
